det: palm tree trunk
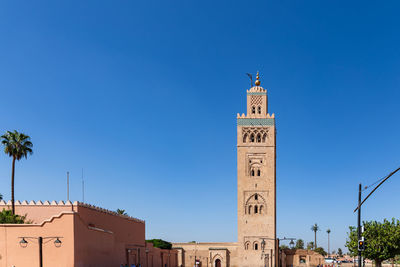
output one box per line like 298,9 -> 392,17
314,231 -> 317,249
328,233 -> 330,256
11,156 -> 16,215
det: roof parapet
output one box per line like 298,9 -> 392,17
0,200 -> 144,223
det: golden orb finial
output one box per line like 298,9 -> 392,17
254,71 -> 261,86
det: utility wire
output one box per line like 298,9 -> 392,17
354,165 -> 400,212
362,175 -> 387,192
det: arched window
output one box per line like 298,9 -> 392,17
251,170 -> 255,176
256,133 -> 261,143
259,205 -> 264,214
254,194 -> 258,200
243,133 -> 248,143
245,242 -> 250,250
258,106 -> 261,114
254,243 -> 259,250
248,205 -> 252,214
250,133 -> 255,143
254,205 -> 258,214
262,133 -> 267,143
257,170 -> 261,176
252,106 -> 256,114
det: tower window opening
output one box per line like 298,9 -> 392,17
260,205 -> 263,214
252,106 -> 256,114
243,133 -> 248,143
262,133 -> 267,143
248,205 -> 252,214
254,205 -> 258,214
257,170 -> 261,176
254,243 -> 258,250
256,133 -> 261,143
251,170 -> 255,176
250,134 -> 255,143
254,194 -> 258,200
258,106 -> 261,114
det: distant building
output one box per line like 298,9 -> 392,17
281,249 -> 325,267
0,200 -> 177,267
173,72 -> 278,267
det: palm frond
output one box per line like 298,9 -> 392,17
1,130 -> 33,160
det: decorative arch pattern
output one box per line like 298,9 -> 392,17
242,127 -> 269,143
245,193 -> 266,216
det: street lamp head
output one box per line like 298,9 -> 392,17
289,240 -> 295,248
54,238 -> 62,248
19,237 -> 28,248
261,239 -> 266,251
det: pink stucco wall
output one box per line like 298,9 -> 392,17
0,201 -> 177,267
0,211 -> 75,267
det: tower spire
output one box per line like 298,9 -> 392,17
255,71 -> 261,86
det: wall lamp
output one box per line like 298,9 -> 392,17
19,236 -> 63,267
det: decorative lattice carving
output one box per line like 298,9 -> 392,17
250,95 -> 262,106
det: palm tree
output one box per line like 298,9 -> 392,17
116,209 -> 127,215
1,131 -> 33,215
327,229 -> 331,256
311,223 -> 320,249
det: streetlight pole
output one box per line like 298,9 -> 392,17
19,236 -> 62,267
39,237 -> 43,267
357,184 -> 362,267
353,166 -> 400,267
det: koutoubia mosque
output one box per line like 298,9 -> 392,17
173,72 -> 278,267
0,72 -> 325,267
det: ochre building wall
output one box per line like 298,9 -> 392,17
0,201 -> 177,267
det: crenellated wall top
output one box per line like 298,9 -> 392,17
0,200 -> 144,224
247,86 -> 266,94
236,113 -> 275,119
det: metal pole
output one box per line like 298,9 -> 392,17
39,236 -> 43,267
67,172 -> 69,201
82,169 -> 84,203
358,184 -> 362,267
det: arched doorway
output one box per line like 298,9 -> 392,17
215,259 -> 221,267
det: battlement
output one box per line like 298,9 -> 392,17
0,200 -> 144,224
237,113 -> 275,119
247,86 -> 266,93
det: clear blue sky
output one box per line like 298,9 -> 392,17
1,0 -> 400,252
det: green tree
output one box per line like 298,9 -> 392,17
280,244 -> 289,250
295,239 -> 305,249
337,248 -> 343,257
314,247 -> 327,256
311,223 -> 320,249
307,241 -> 314,250
116,209 -> 127,215
146,239 -> 172,249
346,218 -> 400,267
0,209 -> 26,224
1,131 -> 33,215
0,193 -> 2,200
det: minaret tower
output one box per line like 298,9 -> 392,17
237,72 -> 276,267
